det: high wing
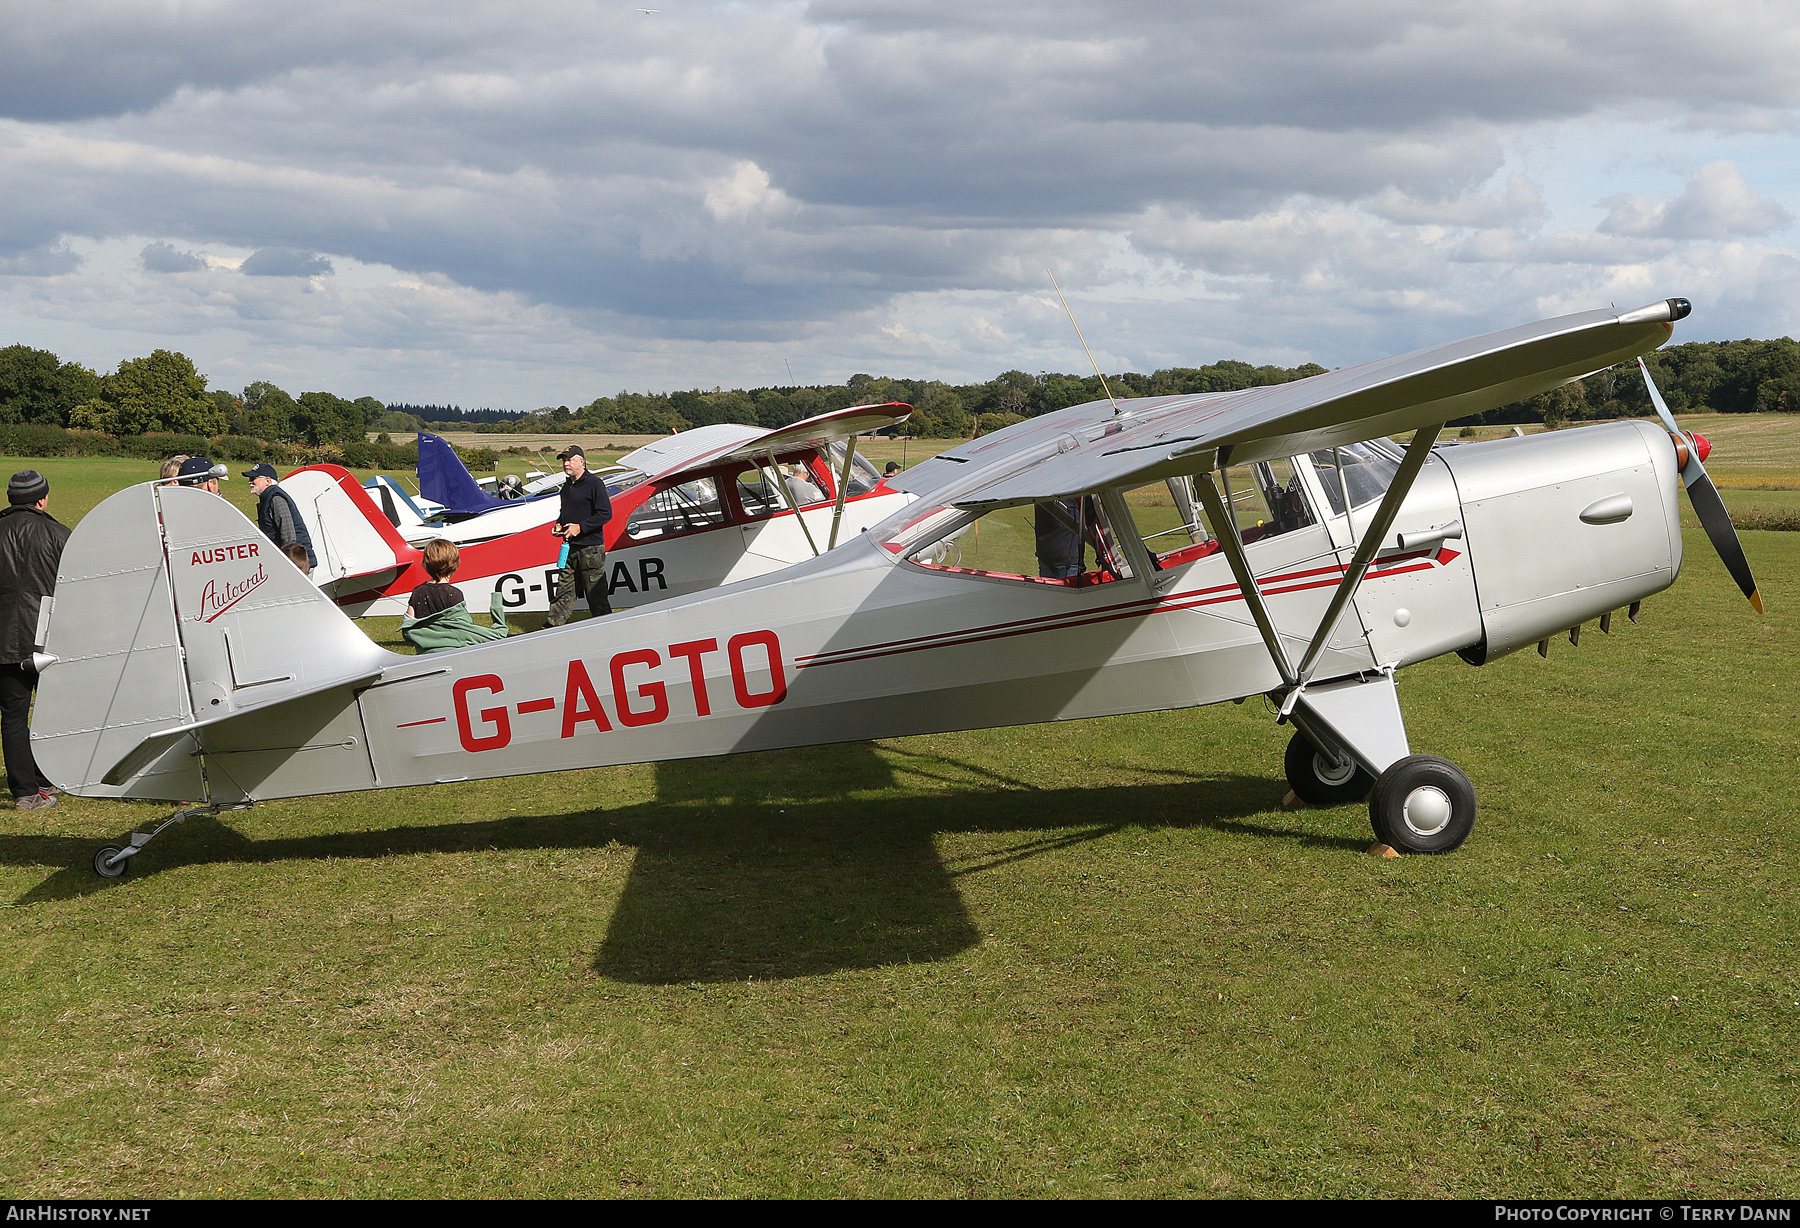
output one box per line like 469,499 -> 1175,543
622,403 -> 912,485
895,300 -> 1688,509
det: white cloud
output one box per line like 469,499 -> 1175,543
0,1 -> 1796,402
1599,160 -> 1792,240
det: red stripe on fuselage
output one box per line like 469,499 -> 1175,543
797,550 -> 1448,669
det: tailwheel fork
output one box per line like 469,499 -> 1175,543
92,802 -> 252,879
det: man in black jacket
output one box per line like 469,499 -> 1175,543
546,445 -> 614,625
0,470 -> 71,810
244,462 -> 316,570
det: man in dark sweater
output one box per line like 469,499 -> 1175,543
546,445 -> 615,625
244,462 -> 317,570
0,470 -> 71,809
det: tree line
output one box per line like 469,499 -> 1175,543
3,337 -> 1796,457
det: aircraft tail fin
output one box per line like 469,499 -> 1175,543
278,465 -> 421,607
33,484 -> 397,800
418,432 -> 508,515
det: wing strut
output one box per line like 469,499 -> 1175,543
763,451 -> 821,557
1293,424 -> 1443,684
1192,469 -> 1299,688
827,438 -> 860,550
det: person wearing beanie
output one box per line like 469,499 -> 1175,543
243,462 -> 316,570
0,471 -> 71,810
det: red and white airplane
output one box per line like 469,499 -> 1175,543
282,404 -> 916,616
28,298 -> 1761,877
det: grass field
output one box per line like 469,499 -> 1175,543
0,444 -> 1794,1199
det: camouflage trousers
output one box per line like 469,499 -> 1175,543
546,542 -> 612,625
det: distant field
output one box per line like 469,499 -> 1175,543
0,422 -> 1794,1198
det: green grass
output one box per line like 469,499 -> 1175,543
0,469 -> 1795,1197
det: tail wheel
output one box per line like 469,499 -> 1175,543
1283,730 -> 1375,805
93,845 -> 128,878
1369,755 -> 1476,854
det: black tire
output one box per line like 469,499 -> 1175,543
93,845 -> 128,879
1369,755 -> 1476,854
1283,730 -> 1375,805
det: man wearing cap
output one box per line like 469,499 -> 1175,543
545,444 -> 614,625
174,456 -> 224,495
0,471 -> 71,810
244,462 -> 316,570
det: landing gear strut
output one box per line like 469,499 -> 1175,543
91,802 -> 252,879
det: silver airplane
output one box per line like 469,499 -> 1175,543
27,297 -> 1758,878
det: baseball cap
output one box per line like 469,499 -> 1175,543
242,462 -> 279,481
557,444 -> 585,460
177,456 -> 222,486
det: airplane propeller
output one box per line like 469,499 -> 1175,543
1636,356 -> 1764,614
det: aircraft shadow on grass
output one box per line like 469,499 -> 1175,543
1,741 -> 1366,982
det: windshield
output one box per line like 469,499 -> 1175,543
1308,441 -> 1401,514
826,442 -> 885,496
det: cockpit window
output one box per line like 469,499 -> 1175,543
900,496 -> 1134,588
604,471 -> 650,498
1121,460 -> 1316,569
624,476 -> 727,541
825,442 -> 884,497
1308,441 -> 1402,514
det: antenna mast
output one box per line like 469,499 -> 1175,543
1047,268 -> 1120,413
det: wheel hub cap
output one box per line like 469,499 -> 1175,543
1401,786 -> 1453,836
1314,754 -> 1356,787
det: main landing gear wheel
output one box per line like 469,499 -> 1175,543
1283,730 -> 1375,805
93,845 -> 128,879
1369,755 -> 1476,854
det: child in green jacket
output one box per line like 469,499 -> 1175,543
399,539 -> 510,653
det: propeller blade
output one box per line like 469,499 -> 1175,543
1636,358 -> 1763,613
1684,468 -> 1765,613
1637,357 -> 1682,435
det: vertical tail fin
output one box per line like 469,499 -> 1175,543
418,432 -> 507,514
279,465 -> 423,612
33,484 -> 397,799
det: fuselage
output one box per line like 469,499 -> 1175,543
56,419 -> 1683,804
282,445 -> 913,617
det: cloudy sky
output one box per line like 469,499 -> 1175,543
4,0 -> 1799,408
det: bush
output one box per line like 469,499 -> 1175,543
208,435 -> 270,463
0,423 -> 98,456
114,432 -> 213,461
1732,509 -> 1800,531
974,412 -> 1025,435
